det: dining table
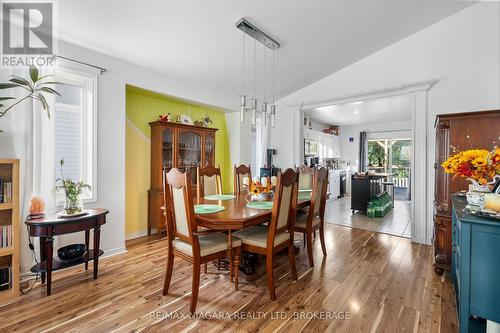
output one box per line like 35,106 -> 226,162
194,192 -> 312,279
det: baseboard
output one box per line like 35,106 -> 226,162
125,229 -> 149,240
102,246 -> 127,258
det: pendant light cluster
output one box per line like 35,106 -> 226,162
236,18 -> 279,128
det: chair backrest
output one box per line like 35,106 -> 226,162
297,164 -> 314,191
307,167 -> 329,222
197,165 -> 223,198
234,164 -> 252,195
267,168 -> 299,248
163,168 -> 197,245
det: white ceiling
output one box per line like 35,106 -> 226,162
305,94 -> 411,126
57,0 -> 474,109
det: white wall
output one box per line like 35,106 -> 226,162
272,2 -> 500,169
340,120 -> 411,171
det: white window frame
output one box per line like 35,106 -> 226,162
54,67 -> 98,206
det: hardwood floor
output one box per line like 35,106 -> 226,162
0,224 -> 457,332
325,197 -> 412,238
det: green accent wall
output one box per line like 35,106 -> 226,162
125,85 -> 231,236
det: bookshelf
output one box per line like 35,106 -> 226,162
0,159 -> 19,304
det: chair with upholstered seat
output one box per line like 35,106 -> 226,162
233,168 -> 299,300
294,167 -> 328,267
162,168 -> 240,313
197,165 -> 223,198
234,164 -> 252,195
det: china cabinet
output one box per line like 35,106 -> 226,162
433,110 -> 500,274
148,121 -> 218,237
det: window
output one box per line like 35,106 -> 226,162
54,68 -> 97,204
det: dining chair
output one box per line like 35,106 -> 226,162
197,165 -> 223,198
294,167 -> 329,267
234,164 -> 252,195
297,164 -> 314,191
233,168 -> 299,300
162,168 -> 241,313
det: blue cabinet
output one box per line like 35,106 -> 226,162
452,195 -> 500,333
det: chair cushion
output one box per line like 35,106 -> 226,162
233,225 -> 289,248
172,232 -> 241,257
295,210 -> 320,229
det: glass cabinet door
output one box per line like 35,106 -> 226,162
162,128 -> 174,171
178,130 -> 202,185
204,132 -> 215,166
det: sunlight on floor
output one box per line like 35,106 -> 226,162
324,196 -> 411,238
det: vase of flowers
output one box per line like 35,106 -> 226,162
55,159 -> 91,215
245,178 -> 274,203
442,148 -> 500,206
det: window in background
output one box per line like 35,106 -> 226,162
54,68 -> 97,204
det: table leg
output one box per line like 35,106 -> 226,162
234,248 -> 240,291
84,230 -> 90,270
39,236 -> 46,284
45,236 -> 53,296
228,230 -> 233,283
93,226 -> 101,280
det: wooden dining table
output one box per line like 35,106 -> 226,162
194,193 -> 311,278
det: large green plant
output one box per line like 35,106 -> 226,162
0,65 -> 61,131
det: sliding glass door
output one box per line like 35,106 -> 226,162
367,138 -> 411,200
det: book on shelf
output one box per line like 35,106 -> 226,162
0,178 -> 12,203
0,265 -> 11,291
0,225 -> 12,248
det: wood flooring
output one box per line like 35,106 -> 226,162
0,224 -> 458,332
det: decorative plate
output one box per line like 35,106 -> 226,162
194,204 -> 225,214
204,194 -> 236,201
180,114 -> 194,125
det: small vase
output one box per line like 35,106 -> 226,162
466,179 -> 491,207
64,194 -> 84,215
245,192 -> 263,203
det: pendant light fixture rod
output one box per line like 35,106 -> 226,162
235,18 -> 280,50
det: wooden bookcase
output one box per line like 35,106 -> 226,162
0,159 -> 19,304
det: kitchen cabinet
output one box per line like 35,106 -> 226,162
303,128 -> 340,159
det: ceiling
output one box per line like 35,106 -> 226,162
305,94 -> 411,126
57,0 -> 474,109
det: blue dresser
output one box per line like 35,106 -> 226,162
452,195 -> 500,333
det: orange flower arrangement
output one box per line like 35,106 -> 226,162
249,178 -> 273,195
442,148 -> 500,185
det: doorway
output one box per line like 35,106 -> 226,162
367,137 -> 412,237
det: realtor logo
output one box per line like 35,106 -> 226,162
1,2 -> 55,67
2,2 -> 53,55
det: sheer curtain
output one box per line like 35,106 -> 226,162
255,118 -> 269,174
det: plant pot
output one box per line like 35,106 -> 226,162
466,179 -> 491,207
64,194 -> 84,215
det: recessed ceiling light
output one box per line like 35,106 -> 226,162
354,110 -> 360,114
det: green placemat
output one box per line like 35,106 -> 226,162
298,192 -> 312,200
204,194 -> 236,201
194,204 -> 226,214
246,201 -> 274,210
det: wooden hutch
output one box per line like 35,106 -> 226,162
433,110 -> 500,274
148,121 -> 217,237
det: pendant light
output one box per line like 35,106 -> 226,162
236,18 -> 279,127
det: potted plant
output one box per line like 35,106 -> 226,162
0,65 -> 61,132
55,159 -> 91,215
